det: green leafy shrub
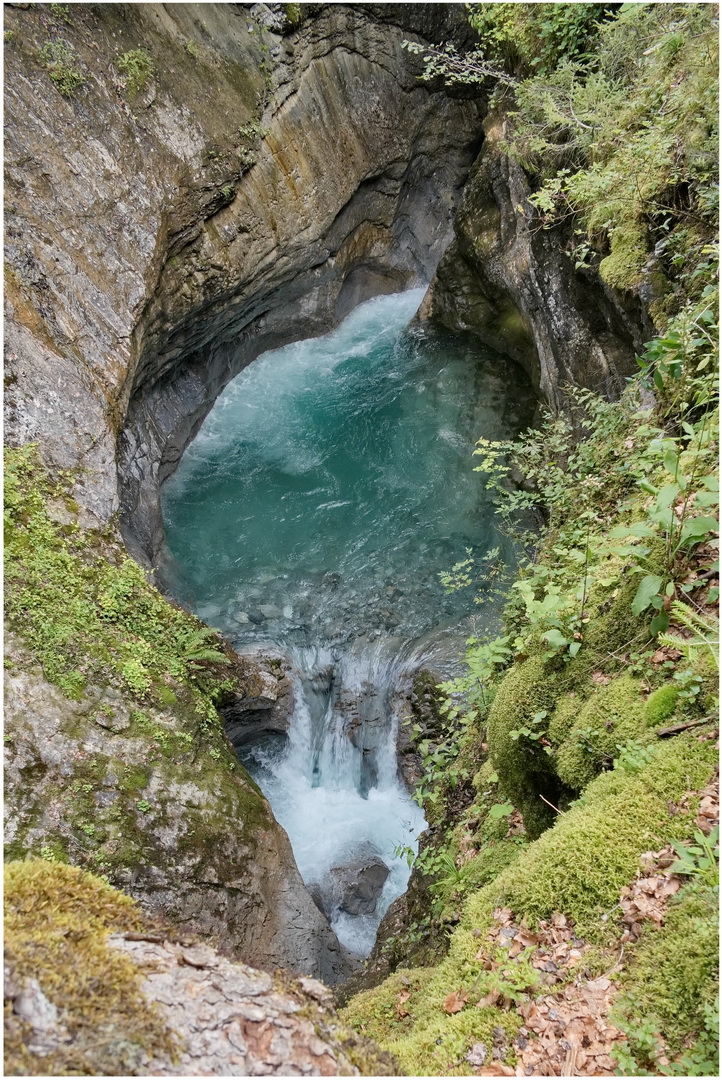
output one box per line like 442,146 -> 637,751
468,1 -> 613,76
116,48 -> 154,95
412,3 -> 719,317
39,39 -> 85,97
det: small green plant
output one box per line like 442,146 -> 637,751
50,4 -> 73,23
184,39 -> 199,58
177,627 -> 229,670
116,48 -> 154,95
613,740 -> 656,775
670,826 -> 719,885
136,800 -> 151,813
5,30 -> 15,43
39,39 -> 85,97
659,602 -> 720,670
284,3 -> 302,26
508,709 -> 551,755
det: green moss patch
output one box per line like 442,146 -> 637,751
4,445 -> 234,715
464,735 -> 717,938
486,655 -> 569,838
555,674 -> 651,791
612,879 -> 719,1072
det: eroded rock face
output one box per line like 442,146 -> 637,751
3,2 -> 484,563
418,112 -> 653,408
3,635 -> 349,985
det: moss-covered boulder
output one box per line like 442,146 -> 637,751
555,674 -> 651,791
486,655 -> 571,838
4,859 -> 395,1076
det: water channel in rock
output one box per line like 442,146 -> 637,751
161,289 -> 536,957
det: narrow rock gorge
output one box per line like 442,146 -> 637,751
5,0 -> 486,986
6,3 -> 717,1077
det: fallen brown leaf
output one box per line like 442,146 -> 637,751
591,671 -> 612,685
443,990 -> 468,1014
396,989 -> 410,1019
476,987 -> 501,1010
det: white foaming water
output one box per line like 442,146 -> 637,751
241,638 -> 427,956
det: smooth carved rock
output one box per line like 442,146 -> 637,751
3,2 -> 483,565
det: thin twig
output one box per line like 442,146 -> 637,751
658,716 -> 716,738
539,793 -> 563,814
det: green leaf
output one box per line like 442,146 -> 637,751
609,522 -> 655,538
638,480 -> 658,496
543,628 -> 569,651
663,449 -> 680,477
488,801 -> 514,820
678,516 -> 719,546
631,574 -> 664,615
650,610 -> 670,636
656,483 -> 681,510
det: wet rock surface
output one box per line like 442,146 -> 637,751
330,848 -> 391,917
418,111 -> 651,408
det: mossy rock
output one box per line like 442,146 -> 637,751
644,682 -> 680,726
599,221 -> 649,292
612,879 -> 719,1061
486,655 -> 570,839
4,859 -> 178,1076
548,690 -> 582,744
554,674 -> 651,792
464,733 -> 717,938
